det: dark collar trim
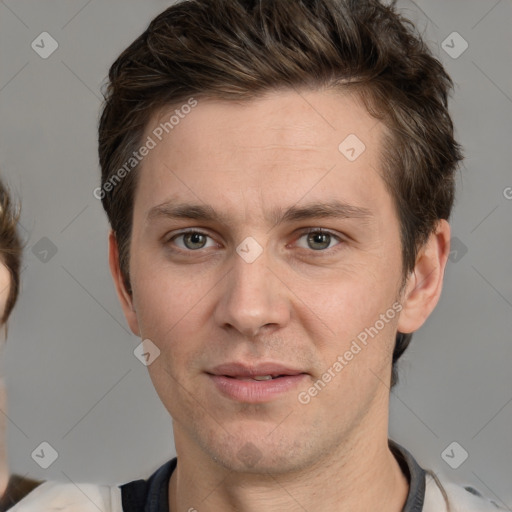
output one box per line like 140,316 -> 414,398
389,439 -> 426,512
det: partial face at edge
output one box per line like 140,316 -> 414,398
0,260 -> 8,489
110,88 -> 444,474
0,262 -> 10,329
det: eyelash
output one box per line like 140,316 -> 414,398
166,228 -> 344,255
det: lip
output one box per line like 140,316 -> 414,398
208,362 -> 305,378
207,362 -> 308,403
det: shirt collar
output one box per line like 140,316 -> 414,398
389,439 -> 427,511
123,440 -> 426,512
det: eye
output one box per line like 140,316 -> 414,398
170,230 -> 217,251
295,229 -> 343,251
167,228 -> 344,254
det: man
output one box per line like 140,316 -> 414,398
8,0 -> 505,510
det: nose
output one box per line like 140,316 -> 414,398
213,246 -> 290,339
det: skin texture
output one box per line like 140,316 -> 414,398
109,88 -> 450,512
0,262 -> 11,497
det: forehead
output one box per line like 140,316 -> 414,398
134,88 -> 390,222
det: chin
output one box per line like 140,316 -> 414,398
197,426 -> 318,475
213,448 -> 307,475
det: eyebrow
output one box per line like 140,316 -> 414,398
146,199 -> 373,227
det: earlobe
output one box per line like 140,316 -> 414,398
397,220 -> 451,334
108,231 -> 141,336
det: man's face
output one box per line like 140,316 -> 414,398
120,89 -> 407,472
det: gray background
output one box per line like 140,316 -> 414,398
0,0 -> 511,507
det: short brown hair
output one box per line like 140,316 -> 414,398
98,0 -> 463,386
0,178 -> 22,326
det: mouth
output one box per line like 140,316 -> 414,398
223,374 -> 289,381
206,362 -> 308,403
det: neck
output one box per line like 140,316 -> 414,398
169,406 -> 409,512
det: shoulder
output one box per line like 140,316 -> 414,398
424,472 -> 507,512
6,480 -> 123,512
7,458 -> 176,512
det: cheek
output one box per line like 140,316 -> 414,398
291,259 -> 399,338
130,259 -> 216,357
130,268 -> 211,414
299,287 -> 399,416
291,262 -> 401,400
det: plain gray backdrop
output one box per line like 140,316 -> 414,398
1,0 -> 511,507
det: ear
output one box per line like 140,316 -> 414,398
397,219 -> 451,334
108,230 -> 141,337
